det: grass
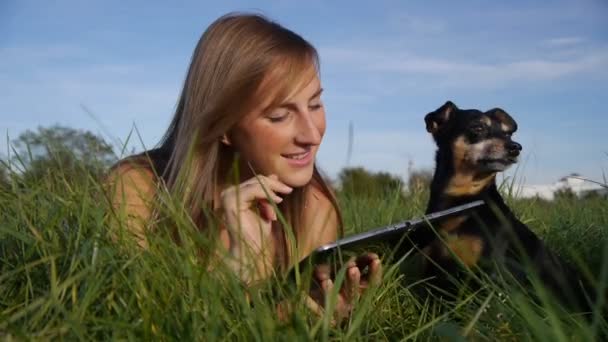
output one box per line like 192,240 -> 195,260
1,167 -> 607,341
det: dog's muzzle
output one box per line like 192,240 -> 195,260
506,141 -> 522,158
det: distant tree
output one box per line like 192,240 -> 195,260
554,187 -> 576,201
338,167 -> 403,197
10,125 -> 116,182
581,189 -> 608,200
407,168 -> 433,194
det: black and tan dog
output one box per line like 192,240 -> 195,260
420,101 -> 597,314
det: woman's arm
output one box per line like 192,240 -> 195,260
105,166 -> 288,285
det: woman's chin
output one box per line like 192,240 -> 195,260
278,167 -> 314,188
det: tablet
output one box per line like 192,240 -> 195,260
288,200 -> 486,278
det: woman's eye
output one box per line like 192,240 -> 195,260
309,103 -> 323,111
267,112 -> 289,123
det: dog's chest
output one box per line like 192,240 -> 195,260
430,207 -> 519,268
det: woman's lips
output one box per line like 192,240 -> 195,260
282,150 -> 313,167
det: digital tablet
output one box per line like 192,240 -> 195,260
288,200 -> 486,280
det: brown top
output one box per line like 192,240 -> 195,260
105,162 -> 339,264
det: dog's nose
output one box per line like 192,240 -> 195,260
507,141 -> 522,156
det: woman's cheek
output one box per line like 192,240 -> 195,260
317,110 -> 327,140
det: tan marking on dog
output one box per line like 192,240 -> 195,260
451,136 -> 468,172
445,234 -> 484,267
481,116 -> 492,127
483,138 -> 507,157
447,136 -> 496,196
446,173 -> 495,197
421,238 -> 449,267
427,121 -> 439,133
421,244 -> 432,255
495,110 -> 509,123
495,110 -> 515,131
439,215 -> 468,233
452,137 -> 504,166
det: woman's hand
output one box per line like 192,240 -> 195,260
219,174 -> 293,283
307,253 -> 383,323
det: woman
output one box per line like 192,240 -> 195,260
106,12 -> 381,320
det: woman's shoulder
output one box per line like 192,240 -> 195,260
104,154 -> 162,247
105,157 -> 157,198
105,149 -> 169,197
105,155 -> 160,219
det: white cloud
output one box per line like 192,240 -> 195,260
0,44 -> 87,62
387,13 -> 446,35
319,45 -> 608,88
542,36 -> 585,47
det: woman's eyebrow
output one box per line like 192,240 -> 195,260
278,88 -> 324,109
309,87 -> 323,100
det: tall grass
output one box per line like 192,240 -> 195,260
1,165 -> 607,340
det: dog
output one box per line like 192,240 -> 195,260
420,101 -> 597,314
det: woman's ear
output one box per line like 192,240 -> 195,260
220,133 -> 232,146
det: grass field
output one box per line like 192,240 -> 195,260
1,168 -> 607,340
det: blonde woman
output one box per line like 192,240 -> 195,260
106,13 -> 381,320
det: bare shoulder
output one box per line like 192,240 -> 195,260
105,160 -> 157,246
297,184 -> 340,260
105,162 -> 156,205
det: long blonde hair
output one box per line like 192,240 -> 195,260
123,13 -> 342,268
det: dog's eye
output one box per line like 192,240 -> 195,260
470,125 -> 484,133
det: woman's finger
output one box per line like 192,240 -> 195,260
222,175 -> 292,211
243,174 -> 293,195
316,264 -> 334,298
239,185 -> 285,205
304,295 -> 324,317
313,264 -> 331,282
356,253 -> 382,289
344,260 -> 361,303
257,199 -> 277,222
311,264 -> 332,305
223,185 -> 283,213
322,277 -> 334,298
368,255 -> 382,287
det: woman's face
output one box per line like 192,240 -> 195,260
229,73 -> 326,187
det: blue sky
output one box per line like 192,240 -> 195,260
1,0 -> 607,185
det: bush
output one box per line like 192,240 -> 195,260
338,167 -> 404,198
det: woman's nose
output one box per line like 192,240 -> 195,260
296,111 -> 322,145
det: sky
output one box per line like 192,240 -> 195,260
1,0 -> 607,185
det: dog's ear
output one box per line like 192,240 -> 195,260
425,101 -> 458,135
489,108 -> 518,133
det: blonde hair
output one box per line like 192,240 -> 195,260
116,13 -> 342,269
